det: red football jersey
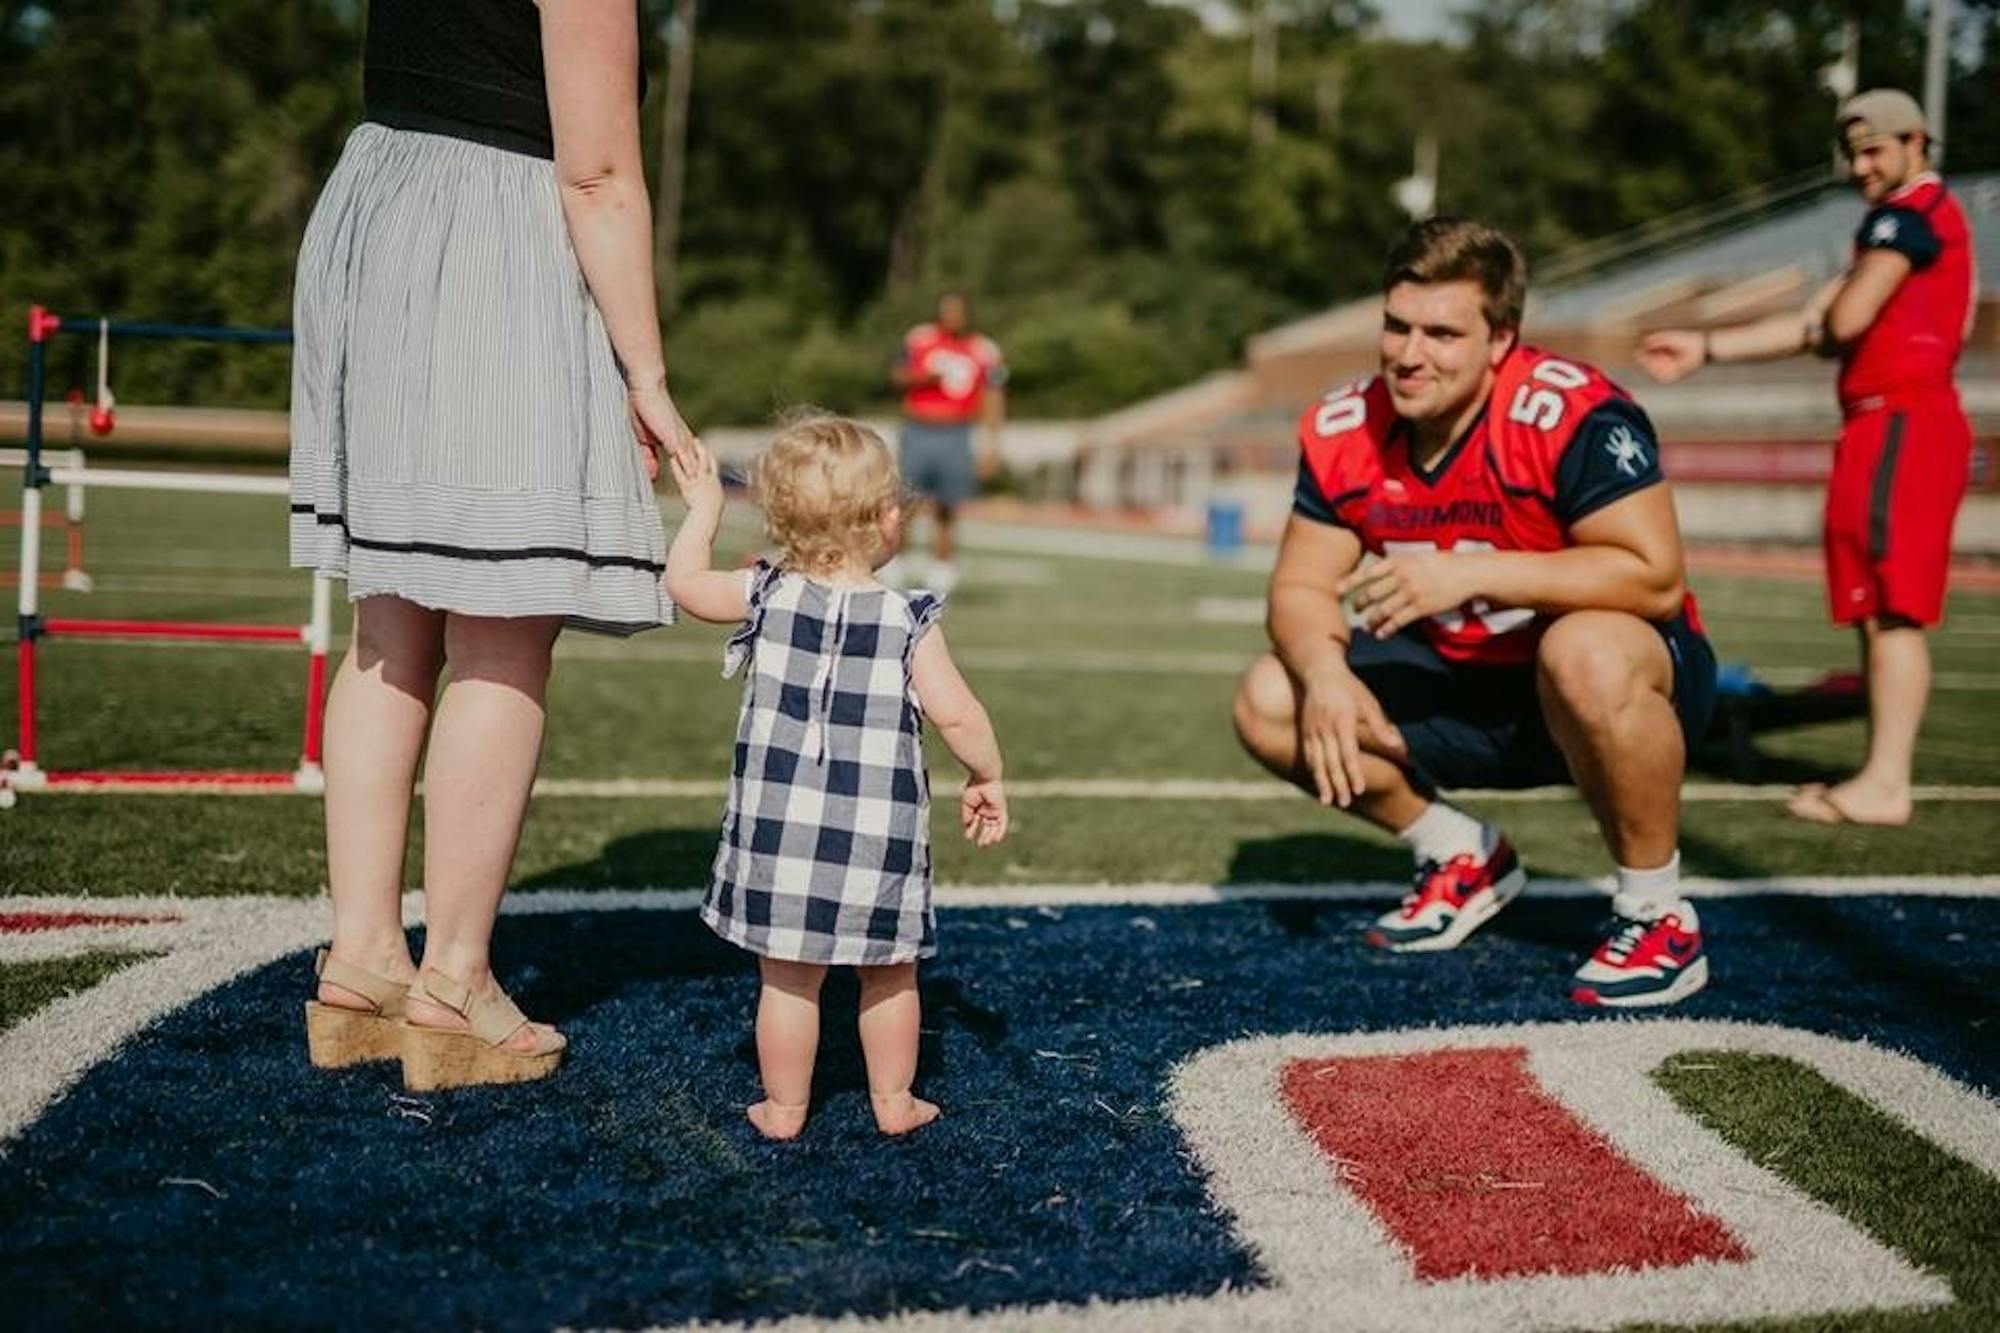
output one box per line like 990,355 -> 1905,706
1839,174 -> 1975,408
899,323 -> 1007,425
1295,346 -> 1691,666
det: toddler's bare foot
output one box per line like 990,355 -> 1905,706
747,1099 -> 810,1140
871,1090 -> 940,1135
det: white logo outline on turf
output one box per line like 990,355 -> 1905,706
1166,1022 -> 1968,1332
5,893 -> 1998,1333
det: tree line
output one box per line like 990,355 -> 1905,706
2,0 -> 1994,421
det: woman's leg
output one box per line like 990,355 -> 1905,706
858,962 -> 937,1135
406,612 -> 563,1050
751,958 -> 827,1140
318,595 -> 444,1008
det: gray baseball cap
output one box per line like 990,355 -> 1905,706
1837,89 -> 1929,146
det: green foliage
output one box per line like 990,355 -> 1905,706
1,2 -> 1992,417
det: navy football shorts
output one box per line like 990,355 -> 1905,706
900,421 -> 977,507
1343,612 -> 1717,792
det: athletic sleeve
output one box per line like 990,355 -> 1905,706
1554,399 -> 1664,525
1291,452 -> 1369,529
1855,205 -> 1943,269
978,336 -> 1009,389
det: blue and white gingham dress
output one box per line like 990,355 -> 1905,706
702,563 -> 945,965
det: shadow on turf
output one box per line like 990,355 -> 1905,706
513,825 -> 720,890
468,891 -> 1016,1111
1689,733 -> 1847,786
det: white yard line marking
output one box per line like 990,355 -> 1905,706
16,775 -> 2000,802
25,630 -> 2000,688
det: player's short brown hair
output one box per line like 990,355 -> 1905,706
1382,218 -> 1528,334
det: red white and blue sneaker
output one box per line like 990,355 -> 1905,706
1366,839 -> 1526,952
1570,900 -> 1708,1007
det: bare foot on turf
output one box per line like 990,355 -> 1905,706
747,1100 -> 810,1140
1785,780 -> 1912,826
871,1090 -> 940,1136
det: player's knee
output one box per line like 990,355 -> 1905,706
1232,655 -> 1296,752
1536,618 -> 1642,725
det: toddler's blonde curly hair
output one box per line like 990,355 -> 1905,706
755,412 -> 903,576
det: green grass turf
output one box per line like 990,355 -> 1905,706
3,485 -> 2000,895
0,951 -> 154,1033
10,785 -> 2000,899
1637,1051 -> 2000,1333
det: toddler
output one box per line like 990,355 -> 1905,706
666,414 -> 1008,1139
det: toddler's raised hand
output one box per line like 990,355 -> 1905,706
961,778 -> 1008,848
670,439 -> 725,516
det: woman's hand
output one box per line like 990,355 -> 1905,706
668,439 -> 725,517
961,778 -> 1008,848
627,378 -> 697,480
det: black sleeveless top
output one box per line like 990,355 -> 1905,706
363,0 -> 647,160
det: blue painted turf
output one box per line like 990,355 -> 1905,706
1,894 -> 1995,1330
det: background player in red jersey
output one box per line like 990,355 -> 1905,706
1640,90 -> 1976,827
1233,218 -> 1718,1007
890,292 -> 1007,595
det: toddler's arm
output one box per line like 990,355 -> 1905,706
665,442 -> 749,623
910,628 -> 1007,847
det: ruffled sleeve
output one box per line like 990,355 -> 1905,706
901,589 -> 946,672
721,560 -> 785,679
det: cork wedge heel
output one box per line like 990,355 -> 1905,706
303,949 -> 410,1068
399,967 -> 566,1091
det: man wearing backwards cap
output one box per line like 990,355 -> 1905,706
1639,89 -> 1977,827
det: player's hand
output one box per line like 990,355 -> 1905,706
961,778 -> 1008,847
668,439 -> 725,517
627,378 -> 698,480
1298,666 -> 1404,809
1635,329 -> 1706,384
1338,553 -> 1473,640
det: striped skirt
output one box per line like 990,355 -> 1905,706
289,124 -> 672,635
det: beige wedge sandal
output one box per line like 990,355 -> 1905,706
399,967 -> 566,1091
303,949 -> 411,1068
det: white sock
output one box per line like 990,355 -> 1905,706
1613,853 -> 1694,925
1396,802 -> 1493,866
930,559 -> 960,595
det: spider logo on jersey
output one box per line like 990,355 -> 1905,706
1605,421 -> 1649,478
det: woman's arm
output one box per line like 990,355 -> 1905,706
539,1 -> 694,468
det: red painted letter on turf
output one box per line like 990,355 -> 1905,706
1280,1046 -> 1749,1281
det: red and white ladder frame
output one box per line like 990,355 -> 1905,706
4,307 -> 326,806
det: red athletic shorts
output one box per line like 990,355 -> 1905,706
1824,392 -> 1972,627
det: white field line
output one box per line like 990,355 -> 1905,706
15,775 -> 2000,802
527,778 -> 2000,805
22,629 -> 2000,689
